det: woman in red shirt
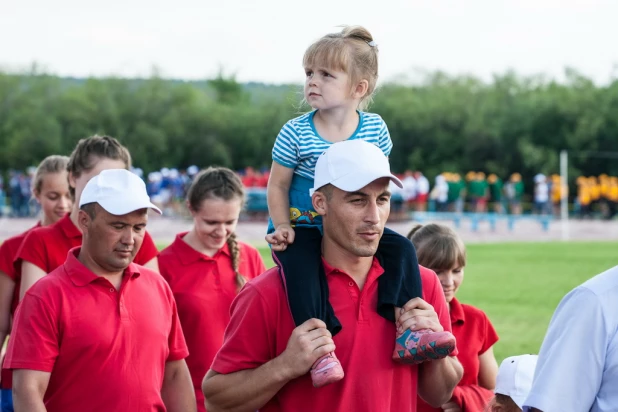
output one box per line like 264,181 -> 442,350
158,167 -> 266,412
408,223 -> 499,412
0,155 -> 72,411
17,135 -> 160,301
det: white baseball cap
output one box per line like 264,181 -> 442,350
495,354 -> 538,409
310,140 -> 403,196
79,169 -> 162,215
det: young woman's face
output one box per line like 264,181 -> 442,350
190,197 -> 243,255
70,157 -> 128,207
35,171 -> 72,225
435,265 -> 465,303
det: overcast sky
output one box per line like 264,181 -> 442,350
2,0 -> 617,84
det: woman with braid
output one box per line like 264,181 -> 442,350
158,167 -> 266,412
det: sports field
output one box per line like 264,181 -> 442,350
249,241 -> 616,362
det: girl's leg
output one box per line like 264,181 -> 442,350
272,226 -> 343,387
376,228 -> 456,364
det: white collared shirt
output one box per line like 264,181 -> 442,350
524,266 -> 618,412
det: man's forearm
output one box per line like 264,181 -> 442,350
203,357 -> 293,412
418,356 -> 463,407
162,361 -> 197,412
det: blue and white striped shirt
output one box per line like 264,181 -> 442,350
272,110 -> 393,180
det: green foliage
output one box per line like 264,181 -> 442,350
1,68 -> 618,193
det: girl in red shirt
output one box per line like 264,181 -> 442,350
17,136 -> 160,301
0,155 -> 72,412
158,167 -> 266,412
408,224 -> 499,412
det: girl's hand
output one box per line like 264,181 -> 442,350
265,224 -> 295,251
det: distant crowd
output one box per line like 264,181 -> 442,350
1,166 -> 616,220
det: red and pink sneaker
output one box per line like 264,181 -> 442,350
393,328 -> 456,365
311,352 -> 345,388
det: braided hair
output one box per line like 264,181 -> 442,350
187,167 -> 246,291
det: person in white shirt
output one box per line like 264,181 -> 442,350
523,266 -> 618,412
533,174 -> 549,215
414,171 -> 430,212
402,170 -> 417,212
430,175 -> 449,212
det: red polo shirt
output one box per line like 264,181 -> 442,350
15,213 -> 158,274
5,248 -> 188,412
0,223 -> 40,314
417,297 -> 499,411
0,223 -> 40,389
159,232 -> 265,412
211,260 -> 455,412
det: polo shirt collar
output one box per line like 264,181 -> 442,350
64,247 -> 141,287
58,213 -> 82,239
322,256 -> 385,283
174,232 -> 231,266
450,297 -> 466,324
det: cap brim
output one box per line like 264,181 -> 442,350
310,169 -> 403,196
98,197 -> 162,216
331,169 -> 403,192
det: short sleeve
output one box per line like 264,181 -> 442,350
377,118 -> 393,157
241,244 -> 267,280
167,295 -> 189,362
420,267 -> 458,356
480,314 -> 499,354
211,282 -> 275,374
254,253 -> 267,275
134,231 -> 159,266
272,122 -> 300,169
0,239 -> 16,280
16,230 -> 48,273
5,294 -> 59,372
523,287 -> 607,412
156,247 -> 173,283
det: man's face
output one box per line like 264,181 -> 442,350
317,178 -> 391,257
79,204 -> 147,273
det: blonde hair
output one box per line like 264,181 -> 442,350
32,155 -> 70,195
186,167 -> 247,291
303,25 -> 379,110
407,224 -> 466,271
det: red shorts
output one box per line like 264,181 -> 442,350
416,194 -> 428,203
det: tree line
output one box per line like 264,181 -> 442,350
1,67 -> 618,195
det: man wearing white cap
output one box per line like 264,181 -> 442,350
524,266 -> 618,412
5,169 -> 196,412
203,140 -> 462,412
489,355 -> 537,411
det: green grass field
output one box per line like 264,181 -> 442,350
248,242 -> 616,362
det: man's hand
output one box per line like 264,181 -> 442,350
276,318 -> 335,380
265,224 -> 295,251
396,297 -> 444,334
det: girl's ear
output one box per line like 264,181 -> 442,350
352,79 -> 369,99
68,171 -> 77,190
186,201 -> 196,217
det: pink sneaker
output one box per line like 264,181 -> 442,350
393,328 -> 456,365
311,352 -> 344,388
